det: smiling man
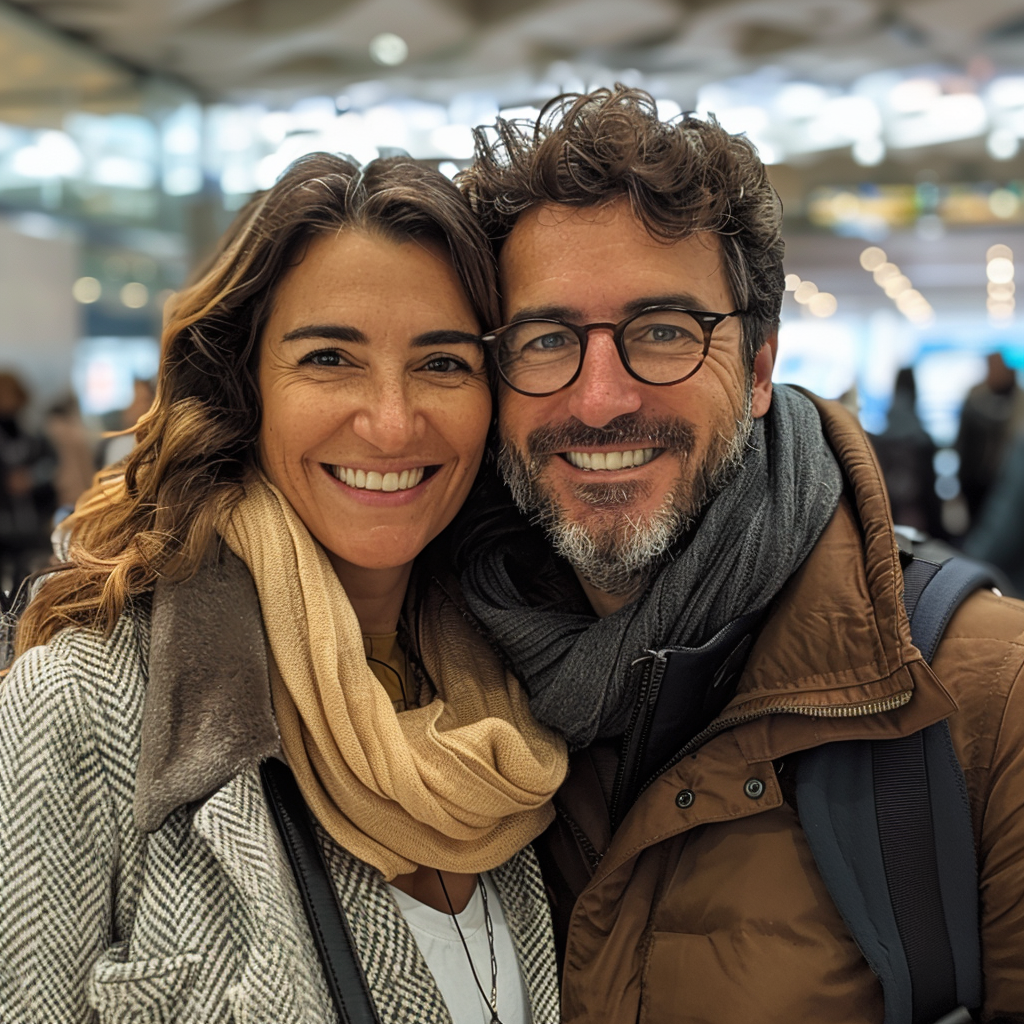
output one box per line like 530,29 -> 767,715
458,88 -> 1024,1023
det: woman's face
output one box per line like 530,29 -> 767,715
258,229 -> 491,578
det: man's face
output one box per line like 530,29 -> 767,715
497,200 -> 776,612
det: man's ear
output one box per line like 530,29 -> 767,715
750,333 -> 777,419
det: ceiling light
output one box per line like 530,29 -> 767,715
859,247 -> 887,272
72,277 -> 101,304
884,275 -> 912,298
784,273 -> 802,291
987,244 -> 1013,261
987,129 -> 1020,161
793,281 -> 819,304
369,33 -> 408,67
120,282 -> 149,309
852,137 -> 885,167
987,257 -> 1015,284
808,292 -> 838,318
989,189 -> 1020,218
873,262 -> 901,284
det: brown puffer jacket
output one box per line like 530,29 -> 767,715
541,395 -> 1024,1023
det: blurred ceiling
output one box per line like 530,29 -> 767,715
9,0 -> 1024,108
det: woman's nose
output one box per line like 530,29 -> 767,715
352,377 -> 420,451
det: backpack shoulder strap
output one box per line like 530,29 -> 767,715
796,553 -> 992,1024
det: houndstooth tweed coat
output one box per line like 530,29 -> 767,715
0,550 -> 561,1023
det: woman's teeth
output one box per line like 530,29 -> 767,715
329,465 -> 426,491
565,448 -> 657,471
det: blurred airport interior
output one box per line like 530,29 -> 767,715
1,0 -> 1024,588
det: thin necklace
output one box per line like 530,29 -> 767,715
436,870 -> 502,1024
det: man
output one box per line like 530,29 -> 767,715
457,88 -> 1024,1023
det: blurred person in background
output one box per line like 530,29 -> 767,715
0,371 -> 56,594
44,394 -> 96,523
869,366 -> 945,540
955,351 -> 1024,524
965,427 -> 1024,597
99,377 -> 156,468
0,154 -> 566,1023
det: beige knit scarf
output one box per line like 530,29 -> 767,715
221,478 -> 567,881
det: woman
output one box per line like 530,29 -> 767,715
0,154 -> 566,1023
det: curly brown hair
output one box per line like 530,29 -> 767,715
17,152 -> 498,654
457,85 -> 784,365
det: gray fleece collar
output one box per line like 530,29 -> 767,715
133,546 -> 281,833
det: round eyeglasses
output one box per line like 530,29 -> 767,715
482,306 -> 745,397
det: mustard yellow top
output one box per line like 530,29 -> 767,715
362,631 -> 411,711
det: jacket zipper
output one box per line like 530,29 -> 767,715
609,652 -> 668,831
631,688 -> 914,803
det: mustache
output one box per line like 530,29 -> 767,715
522,413 -> 697,458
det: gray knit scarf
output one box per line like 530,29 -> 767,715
462,385 -> 844,748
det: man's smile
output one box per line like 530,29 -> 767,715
560,448 -> 662,471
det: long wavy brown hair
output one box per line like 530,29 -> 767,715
17,153 -> 498,655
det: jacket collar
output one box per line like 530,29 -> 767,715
133,545 -> 280,833
722,390 -> 957,760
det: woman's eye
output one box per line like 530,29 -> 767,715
300,349 -> 348,367
423,355 -> 471,374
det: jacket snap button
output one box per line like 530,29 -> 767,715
744,778 -> 765,799
675,789 -> 695,809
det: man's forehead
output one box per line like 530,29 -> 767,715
498,200 -> 729,316
503,200 -> 719,249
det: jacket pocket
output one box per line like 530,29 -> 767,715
87,943 -> 203,1024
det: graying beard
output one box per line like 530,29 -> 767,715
499,392 -> 755,600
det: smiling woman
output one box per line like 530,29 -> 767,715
2,154 -> 566,1024
258,230 -> 491,618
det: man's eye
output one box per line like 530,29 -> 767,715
647,326 -> 683,342
528,333 -> 570,351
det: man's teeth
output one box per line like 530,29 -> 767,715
329,465 -> 426,491
565,448 -> 657,471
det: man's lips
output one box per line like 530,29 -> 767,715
558,447 -> 663,471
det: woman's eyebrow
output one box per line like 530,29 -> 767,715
281,324 -> 367,343
412,330 -> 483,347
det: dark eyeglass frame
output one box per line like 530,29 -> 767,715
482,305 -> 746,397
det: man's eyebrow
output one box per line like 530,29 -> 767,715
621,293 -> 717,315
281,324 -> 366,343
507,304 -> 585,323
507,294 -> 721,324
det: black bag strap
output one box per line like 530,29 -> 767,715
796,553 -> 991,1024
878,555 -> 992,1024
260,757 -> 382,1024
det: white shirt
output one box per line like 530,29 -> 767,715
390,873 -> 531,1024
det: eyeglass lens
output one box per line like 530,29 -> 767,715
495,309 -> 713,394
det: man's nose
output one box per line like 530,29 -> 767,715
565,330 -> 643,427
